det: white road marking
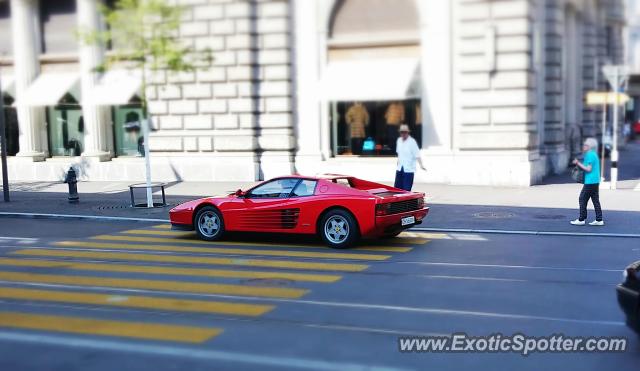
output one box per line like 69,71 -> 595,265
414,227 -> 640,239
0,237 -> 38,245
1,281 -> 625,327
0,212 -> 638,239
0,332 -> 406,371
395,261 -> 623,273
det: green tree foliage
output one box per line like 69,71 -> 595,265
80,0 -> 213,111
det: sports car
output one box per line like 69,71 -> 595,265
169,174 -> 429,249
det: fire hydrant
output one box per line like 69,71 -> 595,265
64,167 -> 79,203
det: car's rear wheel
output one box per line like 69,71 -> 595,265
195,206 -> 225,241
320,209 -> 358,249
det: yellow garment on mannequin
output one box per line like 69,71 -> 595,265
385,102 -> 405,126
345,103 -> 370,138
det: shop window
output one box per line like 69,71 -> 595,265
2,94 -> 19,156
40,0 -> 77,54
47,93 -> 84,156
0,0 -> 12,57
113,99 -> 145,157
330,99 -> 421,156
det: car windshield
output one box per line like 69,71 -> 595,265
248,178 -> 300,198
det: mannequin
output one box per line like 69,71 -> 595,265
345,101 -> 369,155
385,101 -> 405,152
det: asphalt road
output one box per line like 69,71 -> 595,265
0,217 -> 638,371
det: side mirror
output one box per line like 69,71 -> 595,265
235,189 -> 245,197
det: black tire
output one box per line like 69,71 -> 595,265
319,209 -> 359,249
194,206 -> 225,241
635,307 -> 640,336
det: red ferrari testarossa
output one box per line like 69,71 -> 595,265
169,174 -> 429,249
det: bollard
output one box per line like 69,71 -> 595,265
64,167 -> 79,203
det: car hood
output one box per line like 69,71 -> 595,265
170,196 -> 234,212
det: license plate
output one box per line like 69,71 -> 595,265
401,216 -> 415,226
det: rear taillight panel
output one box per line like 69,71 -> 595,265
375,203 -> 390,216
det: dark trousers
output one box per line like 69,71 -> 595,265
579,184 -> 603,221
350,137 -> 363,155
394,167 -> 415,191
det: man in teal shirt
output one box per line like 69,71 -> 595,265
570,138 -> 604,226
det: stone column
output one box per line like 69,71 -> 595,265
11,0 -> 45,161
78,0 -> 110,161
293,0 -> 324,161
418,0 -> 453,153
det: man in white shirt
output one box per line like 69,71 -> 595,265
394,124 -> 425,191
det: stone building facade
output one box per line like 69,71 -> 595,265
0,0 -> 627,186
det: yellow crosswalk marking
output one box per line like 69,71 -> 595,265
0,312 -> 221,343
152,224 -> 172,229
0,257 -> 341,283
0,271 -> 308,299
0,286 -> 273,316
355,245 -> 411,252
386,237 -> 430,245
13,249 -> 369,272
106,233 -> 412,253
124,230 -> 193,237
58,240 -> 391,261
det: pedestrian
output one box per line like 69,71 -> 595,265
394,124 -> 426,191
570,137 -> 604,226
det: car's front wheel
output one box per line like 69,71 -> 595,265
195,206 -> 225,241
320,209 -> 358,249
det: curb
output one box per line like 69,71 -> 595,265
0,212 -> 168,223
1,212 -> 638,239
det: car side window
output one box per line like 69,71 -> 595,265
248,178 -> 300,198
291,180 -> 317,197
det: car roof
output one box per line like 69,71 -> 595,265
270,174 -> 354,181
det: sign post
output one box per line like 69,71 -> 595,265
602,65 -> 630,190
601,102 -> 606,182
586,91 -> 630,185
0,73 -> 10,202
